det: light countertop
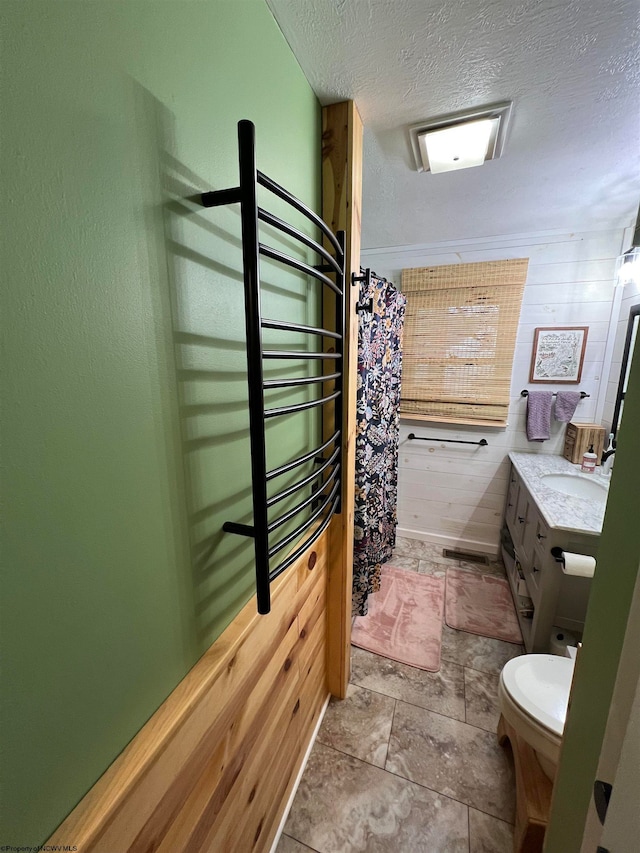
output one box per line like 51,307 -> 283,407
509,452 -> 609,535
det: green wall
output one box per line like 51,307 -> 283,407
545,320 -> 640,849
0,0 -> 320,842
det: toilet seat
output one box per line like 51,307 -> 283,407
500,654 -> 574,736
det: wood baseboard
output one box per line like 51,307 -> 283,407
268,693 -> 331,853
48,534 -> 331,852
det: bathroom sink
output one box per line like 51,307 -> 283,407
541,473 -> 608,500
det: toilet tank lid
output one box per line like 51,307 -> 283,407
501,654 -> 575,736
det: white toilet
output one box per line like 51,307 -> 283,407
498,653 -> 575,780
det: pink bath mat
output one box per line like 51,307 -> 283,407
445,568 -> 522,644
351,565 -> 445,672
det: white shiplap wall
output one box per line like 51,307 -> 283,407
362,228 -> 626,554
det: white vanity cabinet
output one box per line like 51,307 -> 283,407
503,462 -> 598,653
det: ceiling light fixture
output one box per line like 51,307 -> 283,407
409,102 -> 512,174
615,246 -> 640,287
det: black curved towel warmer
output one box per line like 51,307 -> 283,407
200,120 -> 345,615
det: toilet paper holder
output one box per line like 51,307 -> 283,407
550,546 -> 596,578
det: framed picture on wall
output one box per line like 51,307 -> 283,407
529,326 -> 588,383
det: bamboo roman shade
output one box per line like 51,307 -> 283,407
400,259 -> 528,426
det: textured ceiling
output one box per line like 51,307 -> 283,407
266,0 -> 640,249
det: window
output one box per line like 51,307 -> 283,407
400,259 -> 528,426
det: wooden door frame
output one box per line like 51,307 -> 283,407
322,101 -> 363,698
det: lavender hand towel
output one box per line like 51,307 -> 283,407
555,391 -> 582,422
526,392 -> 553,441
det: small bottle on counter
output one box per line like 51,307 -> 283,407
581,444 -> 597,473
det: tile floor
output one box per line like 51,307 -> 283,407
277,536 -> 524,853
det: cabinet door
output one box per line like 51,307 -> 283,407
511,481 -> 528,550
505,468 -> 519,531
521,499 -> 545,566
525,541 -> 545,605
532,513 -> 549,552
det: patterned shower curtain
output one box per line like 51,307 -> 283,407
352,271 -> 406,616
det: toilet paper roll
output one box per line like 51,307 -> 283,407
550,628 -> 577,656
561,551 -> 596,578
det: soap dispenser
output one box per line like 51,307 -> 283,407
581,444 -> 597,473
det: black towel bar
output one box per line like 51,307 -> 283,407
266,447 -> 341,509
521,389 -> 589,398
205,120 -> 345,615
407,434 -> 488,447
266,431 -> 340,482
